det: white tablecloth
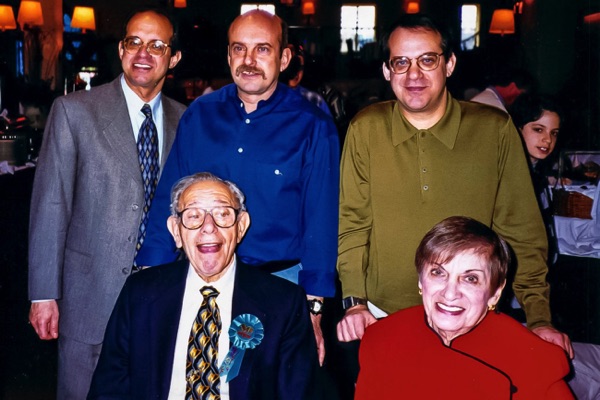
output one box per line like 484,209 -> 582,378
554,184 -> 600,259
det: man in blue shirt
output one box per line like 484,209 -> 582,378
137,10 -> 339,365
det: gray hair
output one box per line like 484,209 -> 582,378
169,172 -> 247,216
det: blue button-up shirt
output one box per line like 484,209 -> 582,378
137,83 -> 339,297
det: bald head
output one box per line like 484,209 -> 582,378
229,10 -> 288,56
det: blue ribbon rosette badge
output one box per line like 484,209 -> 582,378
219,314 -> 264,382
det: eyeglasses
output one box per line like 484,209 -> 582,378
177,207 -> 240,230
387,52 -> 444,75
122,36 -> 172,57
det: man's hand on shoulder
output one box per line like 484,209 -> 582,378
29,300 -> 60,340
336,305 -> 377,342
532,325 -> 574,358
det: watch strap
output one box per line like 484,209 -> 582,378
342,296 -> 367,310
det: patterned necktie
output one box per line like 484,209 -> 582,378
186,286 -> 222,400
136,104 -> 159,253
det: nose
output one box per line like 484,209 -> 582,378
405,60 -> 423,79
135,44 -> 152,58
200,213 -> 218,234
243,49 -> 257,65
441,280 -> 460,301
541,131 -> 552,144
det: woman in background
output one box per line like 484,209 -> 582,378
510,94 -> 562,211
510,94 -> 563,261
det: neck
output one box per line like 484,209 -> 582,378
125,79 -> 163,103
402,92 -> 448,130
237,84 -> 278,113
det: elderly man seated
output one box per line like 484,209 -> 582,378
88,172 -> 318,399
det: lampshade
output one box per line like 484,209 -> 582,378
302,1 -> 315,15
174,0 -> 187,8
584,12 -> 600,24
17,1 -> 43,26
406,2 -> 420,14
71,6 -> 96,32
0,5 -> 17,31
489,9 -> 515,35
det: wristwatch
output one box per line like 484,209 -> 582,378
342,296 -> 367,310
307,299 -> 324,315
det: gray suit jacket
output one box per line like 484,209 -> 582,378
28,76 -> 186,344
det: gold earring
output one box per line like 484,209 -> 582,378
418,289 -> 422,295
488,304 -> 496,311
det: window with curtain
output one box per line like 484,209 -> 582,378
460,4 -> 480,51
241,4 -> 276,15
340,5 -> 376,54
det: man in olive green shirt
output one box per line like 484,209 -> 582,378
336,14 -> 573,357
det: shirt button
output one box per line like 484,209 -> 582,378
238,147 -> 244,153
122,267 -> 129,274
132,204 -> 139,211
245,118 -> 251,124
423,185 -> 429,191
422,168 -> 427,173
127,235 -> 134,242
274,169 -> 282,175
420,132 -> 426,138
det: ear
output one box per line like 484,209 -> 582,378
279,46 -> 292,72
418,280 -> 423,291
488,280 -> 507,309
169,50 -> 182,69
382,61 -> 391,81
445,52 -> 457,78
227,45 -> 232,68
167,216 -> 183,249
236,211 -> 251,243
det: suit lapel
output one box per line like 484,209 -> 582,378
146,261 -> 188,398
161,97 -> 180,169
99,77 -> 142,184
229,264 -> 269,399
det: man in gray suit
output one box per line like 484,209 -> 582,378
27,8 -> 185,399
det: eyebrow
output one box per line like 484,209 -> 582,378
230,41 -> 274,48
431,263 -> 486,274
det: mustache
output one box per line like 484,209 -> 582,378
235,65 -> 266,79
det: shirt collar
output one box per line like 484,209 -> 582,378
188,255 -> 237,294
231,83 -> 286,116
392,92 -> 461,150
120,74 -> 162,115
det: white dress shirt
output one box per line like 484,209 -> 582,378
120,75 -> 166,164
167,259 -> 236,399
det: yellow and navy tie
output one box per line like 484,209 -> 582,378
186,286 -> 221,400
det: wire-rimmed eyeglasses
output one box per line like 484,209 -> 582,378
177,206 -> 240,230
387,52 -> 444,75
122,36 -> 172,57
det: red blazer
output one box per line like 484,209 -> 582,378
356,305 -> 573,399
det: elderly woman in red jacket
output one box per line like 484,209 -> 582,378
355,216 -> 573,399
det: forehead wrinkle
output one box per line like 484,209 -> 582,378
183,199 -> 232,208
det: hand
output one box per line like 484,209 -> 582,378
29,300 -> 60,340
532,325 -> 574,359
336,305 -> 377,342
310,313 -> 325,366
306,295 -> 325,366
